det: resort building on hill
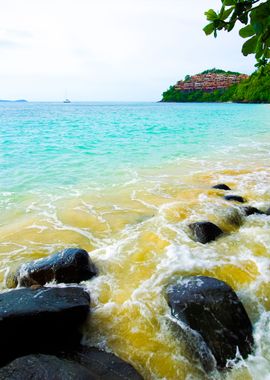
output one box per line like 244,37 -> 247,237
175,73 -> 249,92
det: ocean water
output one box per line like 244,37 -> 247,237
1,102 -> 270,379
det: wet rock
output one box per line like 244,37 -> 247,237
0,286 -> 90,365
0,347 -> 143,380
0,354 -> 93,380
167,276 -> 253,371
212,184 -> 231,190
189,221 -> 223,244
13,248 -> 97,288
224,195 -> 246,203
222,207 -> 244,227
58,346 -> 143,380
240,206 -> 264,216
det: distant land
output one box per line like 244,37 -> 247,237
0,99 -> 27,103
162,67 -> 270,103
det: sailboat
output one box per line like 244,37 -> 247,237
63,90 -> 71,103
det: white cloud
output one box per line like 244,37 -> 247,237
0,0 -> 255,101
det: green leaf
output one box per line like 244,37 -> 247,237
205,9 -> 218,21
242,35 -> 258,56
220,7 -> 234,20
239,25 -> 255,38
255,42 -> 264,59
251,2 -> 270,21
223,0 -> 236,5
253,22 -> 264,34
227,21 -> 236,32
265,49 -> 270,58
203,23 -> 214,35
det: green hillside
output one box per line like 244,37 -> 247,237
162,66 -> 270,103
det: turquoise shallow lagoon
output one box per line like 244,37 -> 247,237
1,102 -> 270,379
1,102 -> 270,191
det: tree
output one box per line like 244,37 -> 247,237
204,0 -> 270,67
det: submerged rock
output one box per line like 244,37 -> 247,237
0,347 -> 143,380
189,221 -> 223,244
167,276 -> 253,371
222,207 -> 244,227
240,206 -> 264,216
212,184 -> 231,190
224,195 -> 246,203
0,286 -> 90,365
12,248 -> 97,288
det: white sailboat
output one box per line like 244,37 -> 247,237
63,90 -> 71,103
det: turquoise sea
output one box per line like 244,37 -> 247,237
1,102 -> 269,192
1,102 -> 270,380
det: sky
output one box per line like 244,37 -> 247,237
0,0 -> 255,101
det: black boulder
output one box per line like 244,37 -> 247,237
224,195 -> 246,203
0,354 -> 93,380
240,206 -> 264,216
14,248 -> 97,287
58,346 -> 143,380
212,184 -> 231,190
167,276 -> 253,371
0,286 -> 90,365
189,221 -> 223,244
0,347 -> 143,380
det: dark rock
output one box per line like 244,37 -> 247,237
13,248 -> 97,288
240,206 -> 264,216
212,184 -> 231,191
0,354 -> 93,380
167,276 -> 253,371
224,195 -> 246,203
0,286 -> 90,365
58,346 -> 143,380
189,222 -> 223,244
0,347 -> 143,380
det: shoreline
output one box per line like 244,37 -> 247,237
1,162 -> 270,379
160,99 -> 270,104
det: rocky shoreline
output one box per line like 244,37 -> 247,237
0,183 -> 269,379
0,248 -> 142,379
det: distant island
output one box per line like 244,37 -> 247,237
162,67 -> 270,103
0,99 -> 28,103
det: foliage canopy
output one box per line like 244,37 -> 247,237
199,68 -> 242,75
204,0 -> 270,66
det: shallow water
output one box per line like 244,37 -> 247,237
1,102 -> 270,379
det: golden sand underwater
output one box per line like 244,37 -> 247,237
1,159 -> 270,380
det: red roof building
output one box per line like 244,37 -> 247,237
175,73 -> 249,92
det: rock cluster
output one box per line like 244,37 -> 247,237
175,182 -> 270,371
0,182 -> 266,377
0,248 -> 142,380
189,183 -> 268,244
